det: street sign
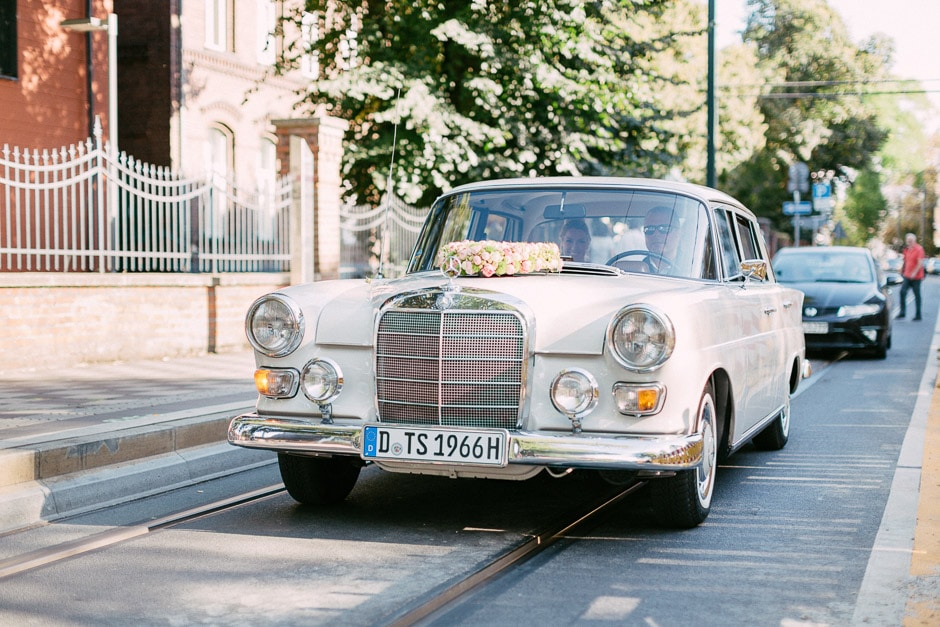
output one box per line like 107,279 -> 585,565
812,182 -> 834,211
783,201 -> 813,216
812,182 -> 831,199
787,162 -> 810,194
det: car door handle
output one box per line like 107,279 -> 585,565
763,306 -> 777,315
782,300 -> 794,309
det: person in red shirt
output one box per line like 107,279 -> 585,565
899,232 -> 926,320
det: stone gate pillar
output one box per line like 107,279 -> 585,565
273,116 -> 349,283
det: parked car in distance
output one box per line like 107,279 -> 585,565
228,177 -> 807,528
773,246 -> 900,359
925,257 -> 940,275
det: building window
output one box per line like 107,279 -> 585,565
0,0 -> 16,79
258,137 -> 277,237
300,11 -> 318,78
206,126 -> 233,212
258,136 -> 277,188
256,0 -> 276,65
205,0 -> 230,51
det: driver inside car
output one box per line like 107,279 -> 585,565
641,205 -> 680,273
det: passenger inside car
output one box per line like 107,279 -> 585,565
559,219 -> 592,262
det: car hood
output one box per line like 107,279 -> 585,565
782,280 -> 882,309
304,271 -> 705,354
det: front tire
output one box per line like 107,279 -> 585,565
278,453 -> 362,505
650,385 -> 717,528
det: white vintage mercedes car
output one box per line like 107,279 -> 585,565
228,177 -> 807,528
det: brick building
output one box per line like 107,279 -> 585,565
0,0 -> 111,149
1,0 -> 319,190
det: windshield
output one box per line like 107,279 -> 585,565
774,251 -> 874,284
408,187 -> 712,279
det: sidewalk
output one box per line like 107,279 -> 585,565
0,349 -> 274,533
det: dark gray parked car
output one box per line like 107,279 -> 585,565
773,246 -> 900,359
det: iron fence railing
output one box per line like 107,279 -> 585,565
1,119 -> 426,277
339,195 -> 428,279
1,120 -> 291,273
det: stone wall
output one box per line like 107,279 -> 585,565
0,273 -> 289,372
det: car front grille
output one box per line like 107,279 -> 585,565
376,309 -> 526,429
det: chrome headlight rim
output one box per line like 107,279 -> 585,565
245,294 -> 305,358
550,368 -> 600,419
301,358 -> 344,404
607,304 -> 675,373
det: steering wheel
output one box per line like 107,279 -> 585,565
606,250 -> 673,273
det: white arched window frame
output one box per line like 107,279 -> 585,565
257,136 -> 278,238
206,125 -> 234,215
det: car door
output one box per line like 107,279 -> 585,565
713,206 -> 784,437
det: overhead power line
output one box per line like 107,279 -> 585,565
717,78 -> 940,99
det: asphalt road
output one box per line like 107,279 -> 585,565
0,279 -> 935,626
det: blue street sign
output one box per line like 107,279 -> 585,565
783,201 -> 813,216
812,183 -> 831,199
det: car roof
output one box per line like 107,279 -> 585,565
439,176 -> 751,216
775,246 -> 873,257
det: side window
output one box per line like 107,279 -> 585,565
713,207 -> 741,279
734,213 -> 761,261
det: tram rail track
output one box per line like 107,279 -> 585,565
0,485 -> 285,580
381,479 -> 647,627
0,472 -> 646,626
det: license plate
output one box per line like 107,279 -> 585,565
803,321 -> 828,334
362,425 -> 507,466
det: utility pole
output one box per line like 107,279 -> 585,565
706,0 -> 716,188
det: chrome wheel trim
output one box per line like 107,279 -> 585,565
696,393 -> 717,508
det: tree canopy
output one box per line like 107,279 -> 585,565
290,0 -> 709,205
276,0 -> 926,246
719,0 -> 890,234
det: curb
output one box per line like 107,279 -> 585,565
0,404 -> 276,534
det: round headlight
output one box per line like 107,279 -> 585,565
301,358 -> 343,403
550,368 -> 599,417
246,294 -> 304,357
608,306 -> 675,371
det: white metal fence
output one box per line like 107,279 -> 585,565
339,195 -> 428,278
1,120 -> 428,277
1,121 -> 291,273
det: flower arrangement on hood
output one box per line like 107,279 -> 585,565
436,240 -> 563,277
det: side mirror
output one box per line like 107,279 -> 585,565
883,272 -> 903,287
740,259 -> 768,282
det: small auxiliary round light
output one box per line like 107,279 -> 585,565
550,368 -> 599,418
301,358 -> 343,404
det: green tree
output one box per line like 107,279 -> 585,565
722,0 -> 889,234
840,168 -> 886,245
286,0 -> 707,205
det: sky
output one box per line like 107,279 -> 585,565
714,0 -> 940,116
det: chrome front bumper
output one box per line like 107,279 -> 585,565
228,413 -> 704,471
